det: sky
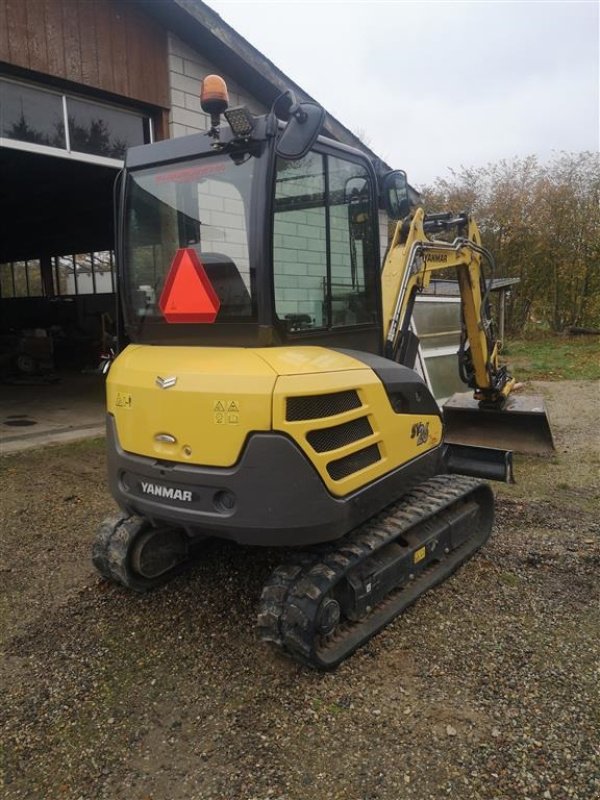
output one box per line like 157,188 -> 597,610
206,0 -> 599,188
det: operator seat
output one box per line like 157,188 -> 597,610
199,252 -> 252,317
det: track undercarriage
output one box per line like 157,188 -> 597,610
93,474 -> 493,670
258,474 -> 493,669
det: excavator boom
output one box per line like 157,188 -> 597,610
381,208 -> 554,454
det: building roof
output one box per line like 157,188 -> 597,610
140,0 -> 393,173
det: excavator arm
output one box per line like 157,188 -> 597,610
382,207 -> 514,405
381,207 -> 554,453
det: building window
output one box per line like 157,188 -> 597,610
0,262 -> 16,297
53,252 -> 115,296
0,81 -> 66,148
0,252 -> 115,298
68,98 -> 147,159
0,77 -> 151,161
0,260 -> 43,298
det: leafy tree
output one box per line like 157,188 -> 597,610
420,152 -> 600,333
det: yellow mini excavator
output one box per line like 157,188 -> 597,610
93,76 -> 552,669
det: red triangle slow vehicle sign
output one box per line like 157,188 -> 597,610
159,248 -> 221,323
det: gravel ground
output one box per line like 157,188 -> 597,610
1,380 -> 599,800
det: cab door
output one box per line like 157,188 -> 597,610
271,145 -> 383,353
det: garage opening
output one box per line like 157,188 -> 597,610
0,75 -> 154,449
1,146 -> 119,355
0,147 -> 119,448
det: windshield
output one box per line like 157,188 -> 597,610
123,154 -> 257,337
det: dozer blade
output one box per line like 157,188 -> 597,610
443,392 -> 555,455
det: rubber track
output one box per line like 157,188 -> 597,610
92,513 -> 188,593
92,511 -> 130,581
257,474 -> 493,670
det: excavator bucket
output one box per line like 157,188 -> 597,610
443,392 -> 555,455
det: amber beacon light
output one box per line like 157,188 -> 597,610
201,74 -> 229,122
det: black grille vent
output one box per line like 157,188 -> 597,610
306,416 -> 373,453
286,390 -> 361,421
327,444 -> 381,481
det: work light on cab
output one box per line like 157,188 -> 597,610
224,106 -> 255,138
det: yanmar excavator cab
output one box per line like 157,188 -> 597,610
94,76 -> 549,669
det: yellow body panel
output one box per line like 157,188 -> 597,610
107,345 -> 277,466
272,369 -> 442,497
107,344 -> 442,494
254,346 -> 367,376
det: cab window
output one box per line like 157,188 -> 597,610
273,151 -> 377,332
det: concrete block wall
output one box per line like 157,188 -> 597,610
273,160 -> 327,325
273,206 -> 327,325
198,177 -> 250,285
379,211 -> 390,261
330,204 -> 357,284
168,33 -> 268,137
273,188 -> 370,327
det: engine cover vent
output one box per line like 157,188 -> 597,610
306,416 -> 373,453
327,444 -> 381,481
286,390 -> 361,421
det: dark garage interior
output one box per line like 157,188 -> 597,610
0,147 -> 118,378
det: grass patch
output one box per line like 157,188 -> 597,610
496,452 -> 600,513
501,334 -> 600,381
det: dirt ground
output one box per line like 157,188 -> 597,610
1,380 -> 599,800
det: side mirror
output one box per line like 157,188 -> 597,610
381,170 -> 410,219
274,92 -> 325,161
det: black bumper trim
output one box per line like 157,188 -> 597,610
106,415 -> 444,547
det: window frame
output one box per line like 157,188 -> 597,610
0,259 -> 43,298
117,142 -> 272,347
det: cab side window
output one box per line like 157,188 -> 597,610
273,151 -> 377,332
328,157 -> 376,327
